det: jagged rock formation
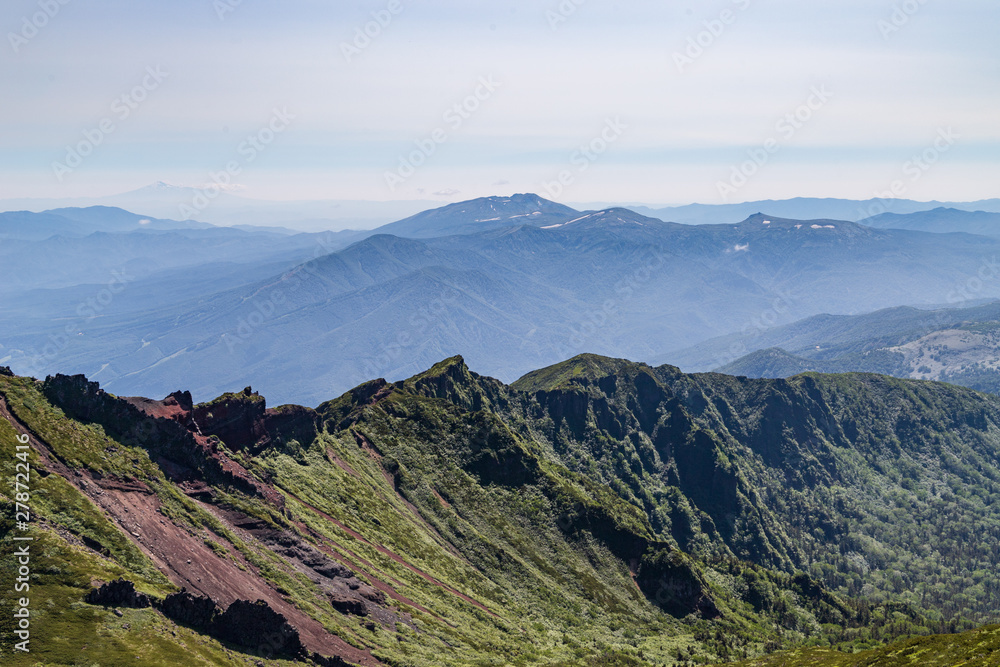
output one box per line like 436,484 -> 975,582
212,599 -> 304,658
160,590 -> 217,629
42,374 -> 282,505
86,578 -> 152,608
6,353 -> 1000,664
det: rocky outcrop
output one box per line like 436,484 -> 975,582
158,591 -> 305,659
213,599 -> 304,658
130,383 -> 319,456
42,374 -> 282,507
635,548 -> 719,619
193,387 -> 270,453
265,404 -> 320,449
86,579 -> 152,608
328,592 -> 367,616
160,590 -> 217,629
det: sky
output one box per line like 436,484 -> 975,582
0,0 -> 997,206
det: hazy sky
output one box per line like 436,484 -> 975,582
1,0 -> 997,205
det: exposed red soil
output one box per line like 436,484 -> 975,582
431,488 -> 452,509
0,394 -> 379,666
352,430 -> 383,460
124,394 -> 192,424
128,393 -> 285,507
327,450 -> 361,478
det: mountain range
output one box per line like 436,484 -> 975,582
630,198 -> 1000,226
5,197 -> 1000,405
675,301 -> 1000,395
7,183 -> 1000,231
860,207 -> 1000,237
0,182 -> 434,232
3,354 -> 1000,665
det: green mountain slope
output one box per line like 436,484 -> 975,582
727,623 -> 1000,666
713,318 -> 1000,395
659,301 -> 1000,373
3,356 -> 1000,665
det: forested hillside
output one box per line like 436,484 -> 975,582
3,356 -> 1000,664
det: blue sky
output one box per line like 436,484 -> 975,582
1,0 -> 997,205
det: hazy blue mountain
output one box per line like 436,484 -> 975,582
658,301 -> 1000,372
860,207 -> 1000,237
43,205 -> 215,231
0,206 -> 217,242
630,197 -> 1000,225
0,210 -> 90,240
0,223 -> 362,294
9,198 -> 1000,405
0,181 -> 435,231
373,192 -> 580,238
704,302 -> 1000,394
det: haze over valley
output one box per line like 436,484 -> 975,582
3,2 -> 1000,666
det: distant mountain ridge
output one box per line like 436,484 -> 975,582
7,184 -> 1000,229
715,318 -> 1000,395
628,197 -> 1000,225
860,207 -> 1000,237
649,299 -> 1000,395
7,197 -> 1000,405
0,183 -> 436,231
0,205 -> 211,241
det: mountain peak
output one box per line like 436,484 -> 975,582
511,353 -> 652,393
373,193 -> 579,239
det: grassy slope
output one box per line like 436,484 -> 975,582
0,373 -> 695,666
0,376 -> 304,666
728,624 -> 1000,666
3,355 -> 1000,665
509,357 -> 1000,643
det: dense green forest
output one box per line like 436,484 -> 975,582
3,356 -> 1000,665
